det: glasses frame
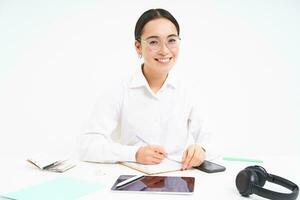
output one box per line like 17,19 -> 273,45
139,36 -> 181,51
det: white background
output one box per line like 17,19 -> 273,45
0,0 -> 299,158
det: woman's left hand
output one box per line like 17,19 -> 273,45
181,144 -> 206,170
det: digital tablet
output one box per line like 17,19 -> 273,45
111,175 -> 195,194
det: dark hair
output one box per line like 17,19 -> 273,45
134,8 -> 180,41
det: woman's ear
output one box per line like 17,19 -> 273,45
135,40 -> 142,57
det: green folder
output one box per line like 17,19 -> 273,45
1,176 -> 103,200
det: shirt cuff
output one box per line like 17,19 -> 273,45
118,145 -> 141,162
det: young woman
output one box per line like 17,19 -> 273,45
78,8 -> 209,170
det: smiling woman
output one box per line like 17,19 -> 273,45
134,9 -> 181,82
135,17 -> 180,91
78,8 -> 209,170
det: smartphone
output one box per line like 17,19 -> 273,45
194,160 -> 226,173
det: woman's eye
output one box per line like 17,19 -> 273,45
149,40 -> 159,45
168,39 -> 176,44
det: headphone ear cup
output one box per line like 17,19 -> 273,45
246,166 -> 268,187
236,169 -> 259,196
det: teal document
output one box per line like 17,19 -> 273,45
1,176 -> 103,200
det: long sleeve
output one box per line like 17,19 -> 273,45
77,85 -> 140,163
188,97 -> 213,153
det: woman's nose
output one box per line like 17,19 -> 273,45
158,42 -> 170,55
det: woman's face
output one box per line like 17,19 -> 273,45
135,18 -> 180,75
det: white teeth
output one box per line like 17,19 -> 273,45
157,58 -> 170,63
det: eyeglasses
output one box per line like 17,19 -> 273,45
140,36 -> 181,51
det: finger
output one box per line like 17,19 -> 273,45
182,147 -> 195,170
181,150 -> 187,169
188,147 -> 202,168
150,145 -> 166,156
185,150 -> 195,169
148,145 -> 166,159
151,157 -> 163,164
197,148 -> 206,165
153,152 -> 165,160
181,150 -> 187,163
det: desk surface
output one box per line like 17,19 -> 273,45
1,153 -> 299,200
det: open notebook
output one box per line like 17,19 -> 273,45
120,158 -> 182,175
120,152 -> 220,175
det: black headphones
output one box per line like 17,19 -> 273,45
236,165 -> 299,200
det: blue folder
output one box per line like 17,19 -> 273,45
1,176 -> 103,200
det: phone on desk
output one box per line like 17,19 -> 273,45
194,160 -> 226,173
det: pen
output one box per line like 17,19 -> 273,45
135,135 -> 150,145
42,161 -> 60,170
223,156 -> 263,163
116,174 -> 144,188
135,135 -> 179,163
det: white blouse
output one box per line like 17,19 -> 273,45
78,67 -> 210,163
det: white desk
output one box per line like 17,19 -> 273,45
1,153 -> 299,200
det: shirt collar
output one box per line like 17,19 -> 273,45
129,65 -> 179,89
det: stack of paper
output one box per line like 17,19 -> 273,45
27,153 -> 75,173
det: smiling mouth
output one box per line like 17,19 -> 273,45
155,57 -> 172,63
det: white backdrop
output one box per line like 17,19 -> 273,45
0,0 -> 299,158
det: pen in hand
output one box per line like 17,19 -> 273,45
135,135 -> 178,163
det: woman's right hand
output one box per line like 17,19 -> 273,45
135,145 -> 166,164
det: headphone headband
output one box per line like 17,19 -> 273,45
236,166 -> 299,200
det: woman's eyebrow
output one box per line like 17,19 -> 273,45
145,34 -> 178,40
145,35 -> 159,40
167,34 -> 178,38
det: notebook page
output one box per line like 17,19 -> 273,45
121,159 -> 182,175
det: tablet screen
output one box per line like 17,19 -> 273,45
111,175 -> 194,194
